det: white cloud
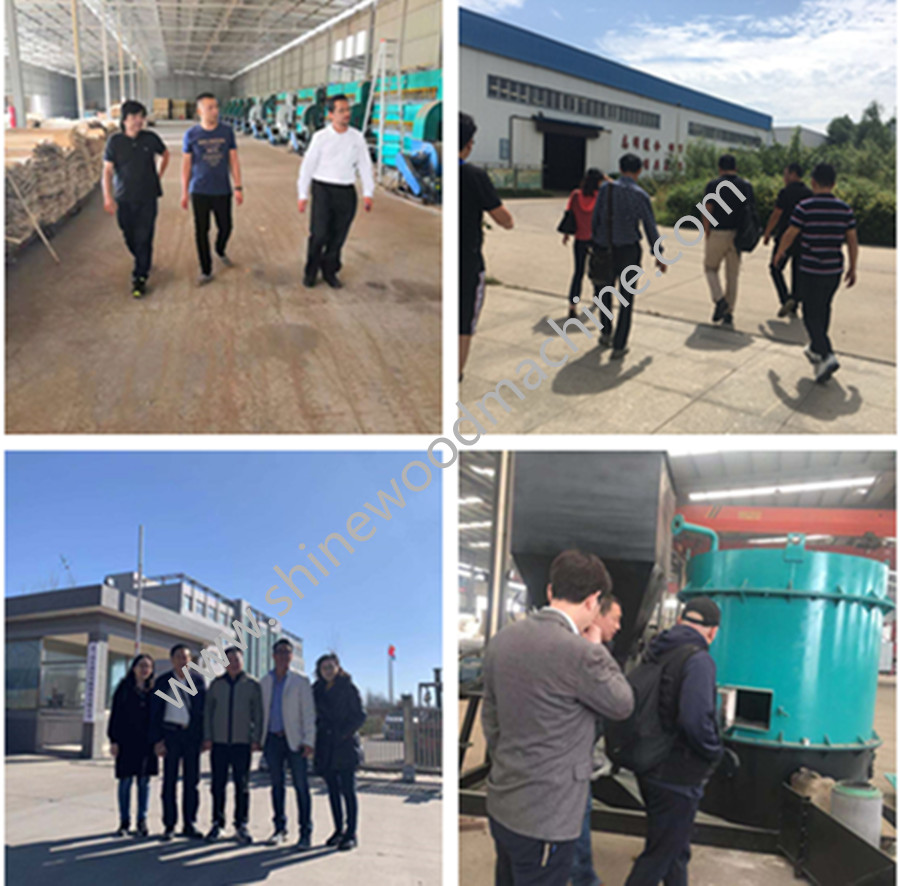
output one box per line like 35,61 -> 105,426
462,0 -> 525,14
593,0 -> 896,129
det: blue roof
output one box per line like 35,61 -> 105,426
460,9 -> 772,132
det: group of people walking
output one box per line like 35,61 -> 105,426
101,92 -> 374,299
458,108 -> 859,387
482,548 -> 730,886
107,639 -> 366,852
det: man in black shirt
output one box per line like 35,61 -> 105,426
459,112 -> 513,380
102,100 -> 169,298
701,155 -> 754,327
763,163 -> 813,317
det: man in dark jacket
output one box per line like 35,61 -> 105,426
625,597 -> 726,886
150,643 -> 206,841
203,647 -> 263,844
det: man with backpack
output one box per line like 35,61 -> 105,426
617,597 -> 732,886
482,550 -> 634,886
701,156 -> 755,327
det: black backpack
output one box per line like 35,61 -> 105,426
734,182 -> 761,253
605,643 -> 700,775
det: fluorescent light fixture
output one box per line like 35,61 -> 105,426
469,542 -> 491,549
230,0 -> 377,79
459,496 -> 484,505
470,466 -> 496,477
460,521 -> 492,530
689,476 -> 876,502
747,534 -> 832,545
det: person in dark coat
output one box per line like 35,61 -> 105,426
149,643 -> 206,840
313,653 -> 367,851
108,654 -> 159,836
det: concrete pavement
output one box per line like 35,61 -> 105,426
5,755 -> 441,885
461,198 -> 895,434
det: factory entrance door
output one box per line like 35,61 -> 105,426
543,131 -> 585,191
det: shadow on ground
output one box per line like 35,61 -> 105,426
551,349 -> 653,395
768,370 -> 863,419
684,323 -> 754,352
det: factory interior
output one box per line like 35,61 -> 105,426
5,0 -> 441,434
459,450 -> 896,886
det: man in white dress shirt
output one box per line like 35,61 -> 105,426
297,94 -> 375,288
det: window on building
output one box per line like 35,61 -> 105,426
355,30 -> 367,58
6,639 -> 41,709
40,641 -> 86,710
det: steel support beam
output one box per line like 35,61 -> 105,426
100,0 -> 111,115
71,0 -> 86,118
5,0 -> 27,128
676,506 -> 895,540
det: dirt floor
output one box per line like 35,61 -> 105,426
6,122 -> 441,434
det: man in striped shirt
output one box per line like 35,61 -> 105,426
774,163 -> 858,383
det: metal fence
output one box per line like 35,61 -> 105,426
358,695 -> 442,779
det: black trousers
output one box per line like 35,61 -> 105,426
568,240 -> 601,307
598,243 -> 642,350
322,767 -> 358,837
161,726 -> 201,830
490,816 -> 576,886
799,270 -> 841,358
770,235 -> 801,305
191,193 -> 233,275
624,779 -> 700,886
305,180 -> 357,280
116,199 -> 158,281
210,742 -> 251,828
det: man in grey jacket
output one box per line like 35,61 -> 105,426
483,549 -> 634,885
203,647 -> 263,844
260,638 -> 316,849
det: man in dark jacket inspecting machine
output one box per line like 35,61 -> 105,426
625,596 -> 732,886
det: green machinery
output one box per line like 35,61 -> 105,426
673,516 -> 893,828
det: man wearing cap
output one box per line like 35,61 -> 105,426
625,597 -> 727,886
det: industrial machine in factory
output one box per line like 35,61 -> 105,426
674,516 -> 892,829
459,452 -> 896,886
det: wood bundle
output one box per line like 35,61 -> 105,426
5,120 -> 117,254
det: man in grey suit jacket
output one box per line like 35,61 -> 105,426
260,638 -> 316,849
483,550 -> 634,886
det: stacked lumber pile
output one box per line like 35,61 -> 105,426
5,119 -> 117,253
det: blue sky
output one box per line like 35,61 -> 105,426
461,0 -> 896,130
6,452 -> 442,700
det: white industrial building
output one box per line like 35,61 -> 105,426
460,9 -> 773,190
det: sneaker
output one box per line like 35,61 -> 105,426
115,823 -> 130,837
323,274 -> 343,290
712,298 -> 729,323
197,273 -> 213,286
205,825 -> 221,843
598,333 -> 613,349
267,830 -> 289,846
803,345 -> 823,364
815,354 -> 840,384
296,834 -> 312,851
180,825 -> 202,839
136,820 -> 149,838
161,829 -> 174,842
235,826 -> 253,845
610,348 -> 629,360
325,830 -> 343,847
338,834 -> 357,852
777,298 -> 796,318
303,274 -> 317,288
131,278 -> 146,299
722,313 -> 734,327
217,253 -> 233,267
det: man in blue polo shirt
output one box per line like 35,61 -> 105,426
102,100 -> 169,298
774,162 -> 858,383
181,92 -> 243,285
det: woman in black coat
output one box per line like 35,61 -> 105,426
107,654 -> 159,836
313,653 -> 367,851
